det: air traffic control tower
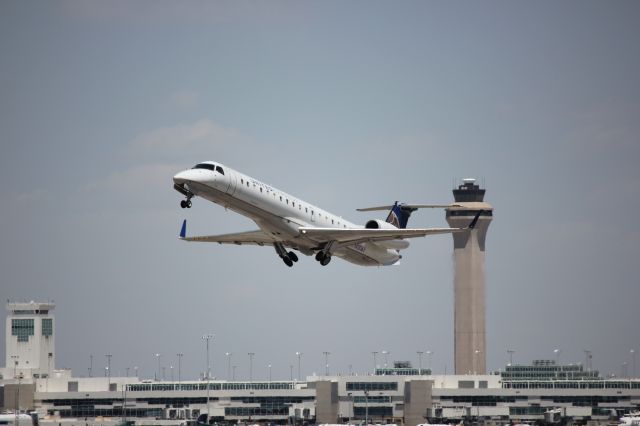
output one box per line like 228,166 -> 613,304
446,179 -> 493,375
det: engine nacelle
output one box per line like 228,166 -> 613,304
365,219 -> 398,230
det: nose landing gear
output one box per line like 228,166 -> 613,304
180,198 -> 192,209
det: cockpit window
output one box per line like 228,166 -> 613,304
216,166 -> 224,175
193,163 -> 215,171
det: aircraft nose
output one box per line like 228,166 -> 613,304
173,170 -> 190,185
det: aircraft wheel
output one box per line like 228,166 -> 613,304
186,200 -> 192,208
288,251 -> 299,262
283,257 -> 294,267
315,252 -> 324,262
320,255 -> 331,266
180,200 -> 187,208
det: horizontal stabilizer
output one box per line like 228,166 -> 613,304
357,203 -> 463,212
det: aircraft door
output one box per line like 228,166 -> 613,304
225,169 -> 238,196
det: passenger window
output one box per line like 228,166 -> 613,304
247,182 -> 250,187
305,207 -> 308,213
280,196 -> 283,201
332,219 -> 334,224
286,199 -> 289,205
292,202 -> 295,207
260,187 -> 263,193
216,166 -> 224,175
241,179 -> 244,184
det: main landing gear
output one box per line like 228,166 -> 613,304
180,198 -> 192,209
274,243 -> 298,267
315,251 -> 331,266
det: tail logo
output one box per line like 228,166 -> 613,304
386,210 -> 401,228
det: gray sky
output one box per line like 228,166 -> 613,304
1,0 -> 639,381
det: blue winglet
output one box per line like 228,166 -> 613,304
180,219 -> 187,239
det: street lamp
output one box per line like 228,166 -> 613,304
631,349 -> 636,378
202,334 -> 214,423
382,350 -> 389,368
371,352 -> 378,375
248,352 -> 255,383
364,390 -> 369,424
202,334 -> 215,379
268,364 -> 272,382
155,353 -> 161,381
105,354 -> 112,385
323,351 -> 331,376
177,353 -> 183,383
417,351 -> 424,374
134,366 -> 139,378
296,352 -> 302,381
553,348 -> 561,364
89,354 -> 93,377
225,352 -> 232,381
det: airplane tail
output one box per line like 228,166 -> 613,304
385,202 -> 416,229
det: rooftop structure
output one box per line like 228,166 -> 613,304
3,301 -> 56,380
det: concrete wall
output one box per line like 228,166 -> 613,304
404,380 -> 433,426
315,381 -> 338,424
3,383 -> 36,411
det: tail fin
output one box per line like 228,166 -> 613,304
385,202 -> 417,229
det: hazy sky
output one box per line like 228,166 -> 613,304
1,1 -> 639,381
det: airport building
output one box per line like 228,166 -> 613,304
1,308 -> 638,426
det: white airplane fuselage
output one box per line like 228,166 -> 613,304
173,162 -> 402,266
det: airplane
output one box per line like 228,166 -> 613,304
173,161 -> 481,267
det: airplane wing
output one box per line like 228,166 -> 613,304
299,210 -> 482,246
298,226 -> 462,245
179,220 -> 275,246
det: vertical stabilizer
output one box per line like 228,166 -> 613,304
385,202 -> 416,229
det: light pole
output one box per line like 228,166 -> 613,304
202,334 -> 214,423
225,352 -> 232,381
268,364 -> 272,382
202,334 -> 215,379
170,365 -> 174,381
126,367 -> 130,377
554,348 -> 561,364
382,350 -> 389,368
347,392 -> 352,425
296,352 -> 302,381
371,352 -> 378,375
105,354 -> 112,385
417,351 -> 424,374
155,353 -> 161,381
232,365 -> 237,381
134,366 -> 139,378
89,354 -> 93,377
507,349 -> 515,366
248,352 -> 255,383
631,349 -> 636,378
177,353 -> 183,384
11,355 -> 18,378
323,352 -> 331,376
289,365 -> 293,381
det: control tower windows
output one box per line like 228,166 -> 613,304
42,318 -> 53,336
12,318 -> 34,342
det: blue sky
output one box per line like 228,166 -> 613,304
1,1 -> 639,380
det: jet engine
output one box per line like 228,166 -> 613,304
365,219 -> 398,229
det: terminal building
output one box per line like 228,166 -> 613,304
1,305 -> 639,426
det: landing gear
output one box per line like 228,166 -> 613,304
180,198 -> 192,209
315,251 -> 331,266
274,243 -> 298,267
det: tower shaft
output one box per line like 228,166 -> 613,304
446,179 -> 492,375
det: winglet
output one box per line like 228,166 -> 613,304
468,210 -> 483,229
180,219 -> 187,239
